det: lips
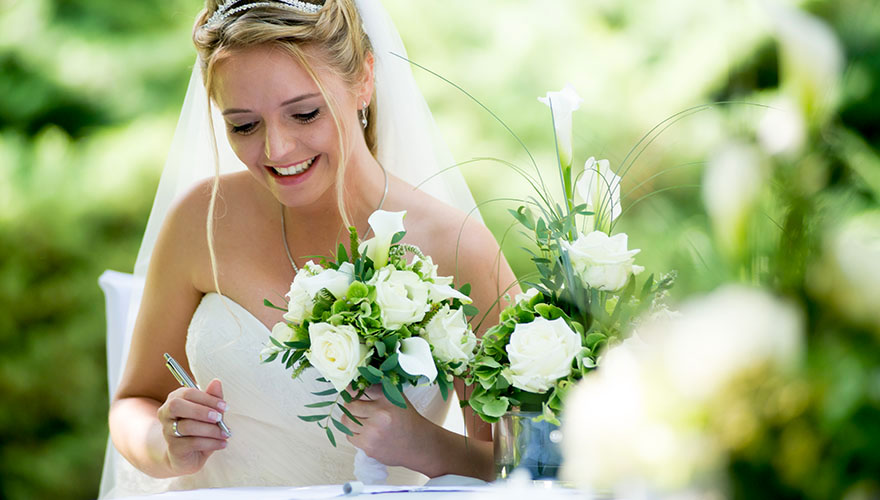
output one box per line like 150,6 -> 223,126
268,155 -> 318,177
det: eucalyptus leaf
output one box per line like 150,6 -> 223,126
325,426 -> 337,447
358,366 -> 383,384
382,334 -> 399,354
337,403 -> 362,426
339,390 -> 353,403
331,417 -> 354,436
462,304 -> 479,316
304,400 -> 336,408
438,374 -> 449,401
283,340 -> 309,349
380,351 -> 399,372
298,414 -> 329,422
391,230 -> 407,245
381,378 -> 407,409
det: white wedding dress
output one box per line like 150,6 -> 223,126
103,293 -> 450,498
177,293 -> 451,488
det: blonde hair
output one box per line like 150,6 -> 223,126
192,0 -> 375,293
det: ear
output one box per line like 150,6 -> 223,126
357,52 -> 375,107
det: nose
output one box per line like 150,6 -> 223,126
264,121 -> 294,162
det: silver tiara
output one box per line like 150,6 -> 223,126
205,0 -> 323,27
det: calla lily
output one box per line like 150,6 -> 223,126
359,210 -> 407,267
538,84 -> 583,169
702,141 -> 765,259
428,283 -> 472,304
766,2 -> 842,125
576,157 -> 622,233
397,337 -> 438,383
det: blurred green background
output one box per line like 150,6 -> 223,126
1,0 -> 877,498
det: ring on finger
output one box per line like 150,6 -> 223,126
172,419 -> 183,438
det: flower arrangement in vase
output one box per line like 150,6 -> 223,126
462,85 -> 675,478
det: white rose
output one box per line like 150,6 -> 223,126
562,231 -> 644,291
284,265 -> 319,324
422,305 -> 476,373
283,262 -> 355,324
271,321 -> 296,343
369,266 -> 430,330
301,262 -> 355,300
505,317 -> 581,393
305,322 -> 369,392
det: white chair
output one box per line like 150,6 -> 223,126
98,270 -> 173,498
98,270 -> 144,401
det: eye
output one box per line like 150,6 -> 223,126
229,121 -> 258,135
293,108 -> 320,124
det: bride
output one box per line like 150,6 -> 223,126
105,0 -> 516,496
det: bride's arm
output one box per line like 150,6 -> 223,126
343,215 -> 518,480
109,185 -> 229,478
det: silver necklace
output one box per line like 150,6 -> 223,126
281,163 -> 389,272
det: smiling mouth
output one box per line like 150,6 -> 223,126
269,155 -> 318,176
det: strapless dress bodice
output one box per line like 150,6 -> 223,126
168,292 -> 450,490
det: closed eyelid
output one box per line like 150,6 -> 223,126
221,93 -> 323,116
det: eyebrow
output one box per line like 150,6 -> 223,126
221,93 -> 322,116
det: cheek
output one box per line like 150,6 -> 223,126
233,133 -> 265,158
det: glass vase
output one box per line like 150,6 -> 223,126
493,411 -> 563,481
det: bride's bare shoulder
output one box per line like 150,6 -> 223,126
163,172 -> 257,231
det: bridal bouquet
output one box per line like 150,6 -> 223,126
262,210 -> 476,445
466,86 -> 674,425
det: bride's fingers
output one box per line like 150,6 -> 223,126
173,385 -> 227,413
342,398 -> 373,418
166,395 -> 226,425
168,436 -> 228,453
204,378 -> 224,401
170,418 -> 230,440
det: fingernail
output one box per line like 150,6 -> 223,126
217,401 -> 227,411
220,440 -> 227,448
208,411 -> 221,422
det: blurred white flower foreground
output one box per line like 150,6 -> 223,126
561,286 -> 803,496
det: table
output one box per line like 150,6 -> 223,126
113,482 -> 588,499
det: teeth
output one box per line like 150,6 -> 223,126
272,156 -> 315,176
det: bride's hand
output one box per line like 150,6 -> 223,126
341,385 -> 436,467
156,378 -> 229,475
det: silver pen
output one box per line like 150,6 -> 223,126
163,352 -> 231,436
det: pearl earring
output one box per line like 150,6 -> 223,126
360,100 -> 368,129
